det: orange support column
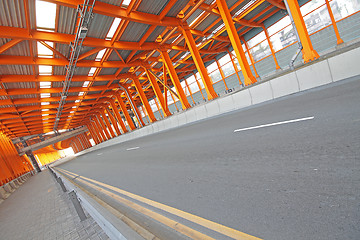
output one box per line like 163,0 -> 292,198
96,114 -> 111,140
216,0 -> 257,86
108,98 -> 130,132
87,124 -> 100,144
160,50 -> 191,109
90,121 -> 104,143
89,119 -> 104,143
181,26 -> 218,100
325,0 -> 343,45
144,68 -> 172,117
262,25 -> 281,70
132,78 -> 157,123
100,109 -> 116,138
115,92 -> 144,127
94,116 -> 108,141
241,37 -> 260,79
105,107 -> 121,136
284,0 -> 319,62
80,134 -> 90,149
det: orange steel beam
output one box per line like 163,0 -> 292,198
42,0 -> 181,27
105,107 -> 121,136
0,27 -> 189,52
87,123 -> 100,144
96,113 -> 111,140
160,50 -> 191,110
113,93 -> 136,130
266,0 -> 286,9
132,78 -> 157,123
285,0 -> 319,62
114,91 -> 144,127
91,120 -> 105,142
39,41 -> 68,60
100,108 -> 116,138
181,26 -> 218,100
107,98 -> 129,132
0,73 -> 134,83
325,0 -> 343,45
144,68 -> 171,117
216,0 -> 257,86
0,39 -> 23,54
94,115 -> 108,141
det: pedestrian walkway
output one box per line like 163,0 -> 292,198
0,169 -> 109,240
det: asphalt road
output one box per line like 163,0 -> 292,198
58,77 -> 360,240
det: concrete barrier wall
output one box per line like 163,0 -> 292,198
0,172 -> 32,203
76,45 -> 360,156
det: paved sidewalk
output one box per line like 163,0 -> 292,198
0,170 -> 109,240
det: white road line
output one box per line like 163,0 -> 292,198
234,116 -> 315,133
126,147 -> 140,151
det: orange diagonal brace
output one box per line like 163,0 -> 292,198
160,51 -> 191,109
0,39 -> 22,54
133,78 -> 157,123
216,0 -> 257,86
181,26 -> 218,100
144,68 -> 172,117
285,0 -> 319,62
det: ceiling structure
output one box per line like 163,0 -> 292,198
0,0 -> 287,140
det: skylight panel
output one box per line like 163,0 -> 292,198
78,92 -> 84,96
95,49 -> 106,61
36,0 -> 56,30
41,102 -> 50,105
189,11 -> 205,27
42,109 -> 49,111
122,0 -> 131,7
75,100 -> 81,103
41,93 -> 50,98
39,81 -> 51,88
82,81 -> 90,87
88,67 -> 96,76
42,114 -> 49,116
37,41 -> 54,57
106,18 -> 121,39
39,66 -> 52,75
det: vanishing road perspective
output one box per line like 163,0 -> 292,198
0,0 -> 359,240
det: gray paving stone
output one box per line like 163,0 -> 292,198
0,170 -> 109,240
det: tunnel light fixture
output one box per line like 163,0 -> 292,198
75,100 -> 81,103
42,109 -> 49,111
41,102 -> 50,105
42,114 -> 49,117
78,92 -> 84,96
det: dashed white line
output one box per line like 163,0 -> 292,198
126,147 -> 140,151
234,116 -> 315,133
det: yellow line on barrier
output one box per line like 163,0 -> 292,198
56,168 -> 262,240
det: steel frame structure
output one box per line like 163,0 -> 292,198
0,0 -> 324,155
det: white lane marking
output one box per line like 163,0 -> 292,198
97,153 -> 103,156
234,116 -> 315,133
126,147 -> 140,151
